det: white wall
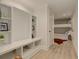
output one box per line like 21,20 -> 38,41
34,4 -> 50,50
72,9 -> 78,54
11,7 -> 32,42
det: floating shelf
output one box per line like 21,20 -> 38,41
54,24 -> 71,28
54,18 -> 71,24
54,27 -> 71,34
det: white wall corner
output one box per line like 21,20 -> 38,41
71,8 -> 78,54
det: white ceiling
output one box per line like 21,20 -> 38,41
11,0 -> 46,11
1,0 -> 77,19
47,0 -> 77,19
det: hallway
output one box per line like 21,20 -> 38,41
0,0 -> 78,59
32,41 -> 77,59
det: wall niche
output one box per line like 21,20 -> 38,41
32,16 -> 36,38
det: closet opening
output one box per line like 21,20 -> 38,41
54,17 -> 72,45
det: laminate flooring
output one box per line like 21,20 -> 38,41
31,41 -> 77,59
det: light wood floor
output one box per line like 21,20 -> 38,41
31,41 -> 77,59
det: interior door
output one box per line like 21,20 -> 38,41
49,16 -> 54,46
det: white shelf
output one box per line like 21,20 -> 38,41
23,39 -> 41,59
54,24 -> 71,28
23,45 -> 41,59
0,38 -> 41,55
0,17 -> 11,20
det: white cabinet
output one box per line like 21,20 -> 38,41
0,38 -> 41,59
0,4 -> 41,59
